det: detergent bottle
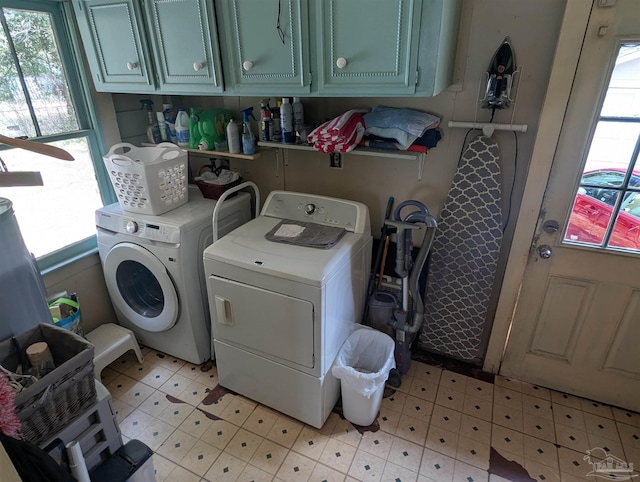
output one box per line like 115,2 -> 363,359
241,107 -> 257,155
280,97 -> 293,143
175,107 -> 190,147
139,99 -> 162,144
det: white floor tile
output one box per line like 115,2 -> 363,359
348,449 -> 385,482
310,462 -> 347,482
386,437 -> 423,473
277,450 -> 316,482
204,451 -> 247,482
424,425 -> 459,459
419,447 -> 455,482
381,461 -> 417,482
292,426 -> 331,460
452,459 -> 488,482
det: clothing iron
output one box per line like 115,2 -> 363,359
482,37 -> 516,113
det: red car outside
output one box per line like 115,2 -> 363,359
564,169 -> 640,250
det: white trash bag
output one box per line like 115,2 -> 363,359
332,326 -> 396,426
332,326 -> 396,398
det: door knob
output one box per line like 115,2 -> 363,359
193,61 -> 204,71
242,60 -> 253,71
126,61 -> 138,70
336,57 -> 348,69
537,245 -> 552,259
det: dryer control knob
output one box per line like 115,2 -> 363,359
125,221 -> 138,234
304,203 -> 316,215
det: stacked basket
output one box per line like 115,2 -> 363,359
0,324 -> 96,445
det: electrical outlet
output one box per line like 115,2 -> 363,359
330,152 -> 342,169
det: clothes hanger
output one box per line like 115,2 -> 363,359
0,134 -> 74,187
0,134 -> 74,161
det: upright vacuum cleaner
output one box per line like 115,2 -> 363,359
365,200 -> 437,388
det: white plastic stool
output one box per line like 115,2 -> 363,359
86,323 -> 144,380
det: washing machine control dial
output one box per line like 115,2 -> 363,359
125,221 -> 138,234
304,203 -> 316,215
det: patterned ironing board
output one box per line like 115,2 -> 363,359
418,135 -> 502,363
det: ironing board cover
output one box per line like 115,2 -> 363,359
265,219 -> 346,249
419,135 -> 502,363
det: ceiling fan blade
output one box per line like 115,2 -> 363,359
0,134 -> 74,161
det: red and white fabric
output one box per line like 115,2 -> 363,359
307,109 -> 368,153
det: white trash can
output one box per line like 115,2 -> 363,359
331,326 -> 396,426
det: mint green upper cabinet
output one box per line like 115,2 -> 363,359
144,0 -> 224,94
415,0 -> 462,96
316,0 -> 422,95
73,0 -> 155,93
217,0 -> 310,95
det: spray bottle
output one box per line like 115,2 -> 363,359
241,107 -> 257,155
259,99 -> 271,141
140,99 -> 162,144
271,101 -> 282,142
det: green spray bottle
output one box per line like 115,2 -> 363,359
241,107 -> 257,155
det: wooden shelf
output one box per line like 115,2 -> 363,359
257,141 -> 422,161
141,142 -> 264,160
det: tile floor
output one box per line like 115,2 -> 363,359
101,346 -> 640,482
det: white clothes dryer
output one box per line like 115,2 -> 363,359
97,187 -> 251,364
203,191 -> 371,428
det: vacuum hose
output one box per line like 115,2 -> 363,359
387,200 -> 437,334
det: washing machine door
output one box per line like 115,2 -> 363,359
103,242 -> 179,332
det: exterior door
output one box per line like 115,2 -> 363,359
500,0 -> 640,412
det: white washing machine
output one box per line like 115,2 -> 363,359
96,187 -> 251,364
203,191 -> 371,428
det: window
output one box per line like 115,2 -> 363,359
564,43 -> 640,252
0,0 -> 112,270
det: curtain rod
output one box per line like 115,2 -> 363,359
448,121 -> 528,137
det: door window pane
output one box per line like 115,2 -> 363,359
563,42 -> 640,253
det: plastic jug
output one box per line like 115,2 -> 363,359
175,107 -> 190,147
241,107 -> 256,155
280,97 -> 293,143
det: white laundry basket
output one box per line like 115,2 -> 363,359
104,142 -> 188,215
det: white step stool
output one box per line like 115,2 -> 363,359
86,323 -> 144,379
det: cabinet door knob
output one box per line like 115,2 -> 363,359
193,61 -> 205,71
336,57 -> 348,69
242,60 -> 254,71
126,61 -> 138,71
